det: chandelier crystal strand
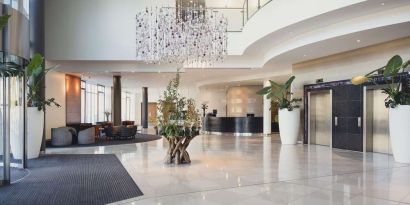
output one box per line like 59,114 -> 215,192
136,4 -> 228,67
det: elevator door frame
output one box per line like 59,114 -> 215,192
307,89 -> 332,147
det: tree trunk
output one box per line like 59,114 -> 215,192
164,136 -> 193,164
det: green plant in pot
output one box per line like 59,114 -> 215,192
257,76 -> 302,144
26,53 -> 61,110
351,55 -> 410,163
157,72 -> 201,164
1,14 -> 60,159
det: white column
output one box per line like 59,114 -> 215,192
263,80 -> 272,135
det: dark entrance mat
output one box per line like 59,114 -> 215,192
47,133 -> 161,148
0,154 -> 143,205
0,166 -> 29,183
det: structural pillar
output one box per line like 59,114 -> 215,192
141,87 -> 148,128
30,0 -> 46,154
113,75 -> 121,126
263,80 -> 272,135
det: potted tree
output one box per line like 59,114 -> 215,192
24,54 -> 60,159
352,55 -> 410,163
157,72 -> 201,164
1,15 -> 60,159
257,76 -> 302,144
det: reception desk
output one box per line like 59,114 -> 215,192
203,117 -> 263,134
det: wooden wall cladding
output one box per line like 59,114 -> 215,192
65,74 -> 81,124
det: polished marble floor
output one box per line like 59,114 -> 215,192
47,133 -> 410,205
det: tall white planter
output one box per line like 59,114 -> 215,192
389,105 -> 410,163
278,108 -> 301,145
10,107 -> 44,160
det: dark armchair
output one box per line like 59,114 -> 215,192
119,126 -> 137,139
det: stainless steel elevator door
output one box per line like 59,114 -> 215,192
366,89 -> 391,154
309,91 -> 332,146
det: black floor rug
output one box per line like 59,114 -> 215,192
0,154 -> 143,205
47,133 -> 161,148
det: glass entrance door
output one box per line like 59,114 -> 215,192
0,52 -> 27,186
1,75 -> 25,185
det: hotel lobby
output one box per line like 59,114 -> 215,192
1,0 -> 410,204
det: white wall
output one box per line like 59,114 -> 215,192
45,0 -> 174,60
292,37 -> 410,100
227,86 -> 263,117
292,37 -> 410,141
199,87 -> 228,117
45,0 -> 367,60
45,70 -> 66,139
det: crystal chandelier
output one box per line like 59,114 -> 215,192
136,0 -> 228,68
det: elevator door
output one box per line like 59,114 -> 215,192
309,91 -> 332,146
332,85 -> 363,151
365,89 -> 391,154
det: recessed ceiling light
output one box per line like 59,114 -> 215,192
303,54 -> 307,57
158,70 -> 161,73
356,39 -> 361,43
381,2 -> 385,6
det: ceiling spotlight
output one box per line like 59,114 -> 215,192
381,2 -> 385,6
356,39 -> 361,43
303,54 -> 307,57
158,70 -> 161,73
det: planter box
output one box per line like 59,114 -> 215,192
389,105 -> 410,163
10,107 -> 44,160
278,108 -> 301,145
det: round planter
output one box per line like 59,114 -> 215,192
389,105 -> 410,163
10,107 -> 44,160
278,108 -> 301,145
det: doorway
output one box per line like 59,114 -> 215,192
308,90 -> 332,146
365,87 -> 391,154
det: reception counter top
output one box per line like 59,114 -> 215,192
203,116 -> 263,134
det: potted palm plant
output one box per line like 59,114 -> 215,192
24,54 -> 60,159
157,72 -> 201,164
352,55 -> 410,163
1,15 -> 60,159
257,76 -> 302,144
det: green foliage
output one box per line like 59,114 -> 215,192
257,76 -> 302,111
157,72 -> 201,138
26,54 -> 61,111
380,55 -> 410,108
352,55 -> 410,108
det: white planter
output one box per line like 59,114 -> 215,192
389,105 -> 410,163
10,107 -> 44,160
278,108 -> 301,145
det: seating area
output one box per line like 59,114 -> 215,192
50,122 -> 139,147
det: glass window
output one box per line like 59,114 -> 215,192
104,87 -> 112,121
80,81 -> 111,124
121,92 -> 135,121
80,81 -> 86,123
97,85 -> 105,122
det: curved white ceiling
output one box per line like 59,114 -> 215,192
46,0 -> 410,88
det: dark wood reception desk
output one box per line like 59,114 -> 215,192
203,116 -> 263,134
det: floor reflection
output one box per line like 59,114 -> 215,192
47,133 -> 410,205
